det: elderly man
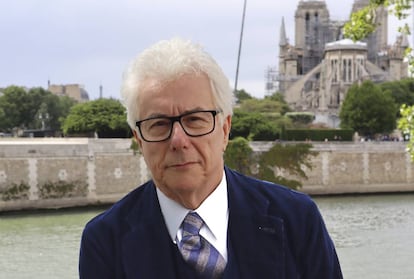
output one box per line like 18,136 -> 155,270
79,38 -> 343,278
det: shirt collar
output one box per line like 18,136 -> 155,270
157,170 -> 228,242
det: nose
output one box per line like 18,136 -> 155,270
170,121 -> 189,148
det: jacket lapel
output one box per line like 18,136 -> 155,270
121,183 -> 177,279
118,170 -> 287,278
224,168 -> 286,279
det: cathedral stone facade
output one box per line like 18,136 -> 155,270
272,0 -> 409,127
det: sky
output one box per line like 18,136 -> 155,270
0,0 -> 412,100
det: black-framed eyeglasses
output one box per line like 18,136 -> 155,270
136,110 -> 222,142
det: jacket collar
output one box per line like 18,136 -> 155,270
122,182 -> 177,277
225,167 -> 286,278
120,169 -> 286,278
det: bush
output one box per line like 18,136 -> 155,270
282,129 -> 353,141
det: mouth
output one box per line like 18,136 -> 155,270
168,161 -> 197,169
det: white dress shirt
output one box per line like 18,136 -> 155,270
157,170 -> 229,261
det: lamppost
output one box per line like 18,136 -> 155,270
39,112 -> 49,130
234,0 -> 247,93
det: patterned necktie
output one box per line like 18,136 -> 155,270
178,212 -> 226,279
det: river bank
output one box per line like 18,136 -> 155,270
1,138 -> 413,212
1,193 -> 413,279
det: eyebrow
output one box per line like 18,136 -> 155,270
144,107 -> 207,119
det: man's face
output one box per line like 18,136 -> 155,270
134,73 -> 231,208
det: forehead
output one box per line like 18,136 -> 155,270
138,74 -> 215,117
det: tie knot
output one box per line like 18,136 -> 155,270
182,212 -> 203,236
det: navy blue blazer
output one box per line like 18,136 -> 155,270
79,167 -> 342,278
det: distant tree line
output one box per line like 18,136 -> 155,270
0,86 -> 129,137
340,79 -> 414,139
0,86 -> 75,134
2,78 -> 414,140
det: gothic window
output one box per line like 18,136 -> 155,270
355,57 -> 364,79
331,58 -> 338,83
314,12 -> 319,45
342,59 -> 346,81
355,59 -> 360,79
341,57 -> 353,82
337,90 -> 340,105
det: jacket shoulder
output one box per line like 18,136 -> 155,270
84,181 -> 154,233
225,167 -> 313,207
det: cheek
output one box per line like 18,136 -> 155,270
141,146 -> 161,168
205,138 -> 225,161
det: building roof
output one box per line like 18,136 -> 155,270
325,39 -> 367,51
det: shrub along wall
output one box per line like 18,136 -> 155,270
281,129 -> 353,141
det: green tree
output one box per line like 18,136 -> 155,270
0,86 -> 76,132
62,98 -> 130,137
230,96 -> 294,141
230,110 -> 290,140
256,143 -> 316,190
264,92 -> 291,115
0,86 -> 32,131
224,137 -> 254,175
344,0 -> 414,156
380,79 -> 414,110
231,110 -> 262,139
285,112 -> 315,126
28,87 -> 76,131
344,0 -> 412,50
239,98 -> 288,113
234,89 -> 253,104
56,96 -> 77,128
339,81 -> 397,137
398,104 -> 414,157
224,139 -> 316,190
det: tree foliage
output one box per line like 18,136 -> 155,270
231,94 -> 293,141
380,78 -> 414,110
224,137 -> 254,176
62,98 -> 130,137
224,138 -> 316,190
256,143 -> 316,190
398,104 -> 414,158
285,112 -> 315,126
0,86 -> 75,132
231,109 -> 291,140
344,0 -> 414,157
234,89 -> 253,104
344,0 -> 413,46
0,86 -> 29,130
340,81 -> 397,137
238,97 -> 290,114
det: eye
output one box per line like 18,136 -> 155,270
182,112 -> 211,128
187,115 -> 205,122
147,118 -> 170,129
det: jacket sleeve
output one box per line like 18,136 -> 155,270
79,220 -> 117,279
299,200 -> 343,279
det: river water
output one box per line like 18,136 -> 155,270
1,194 -> 413,279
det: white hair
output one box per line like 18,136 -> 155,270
120,38 -> 234,130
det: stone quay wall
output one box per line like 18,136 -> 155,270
250,141 -> 414,195
0,138 -> 413,212
0,138 -> 150,212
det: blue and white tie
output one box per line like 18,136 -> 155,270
178,212 -> 226,279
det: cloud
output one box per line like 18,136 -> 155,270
0,0 -> 412,99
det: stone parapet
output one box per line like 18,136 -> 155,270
0,138 -> 149,212
0,139 -> 412,212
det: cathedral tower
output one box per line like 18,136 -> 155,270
351,0 -> 388,63
295,0 -> 332,74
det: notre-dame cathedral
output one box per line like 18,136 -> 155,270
268,0 -> 409,127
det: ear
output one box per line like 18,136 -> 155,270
222,115 -> 232,150
132,129 -> 143,150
